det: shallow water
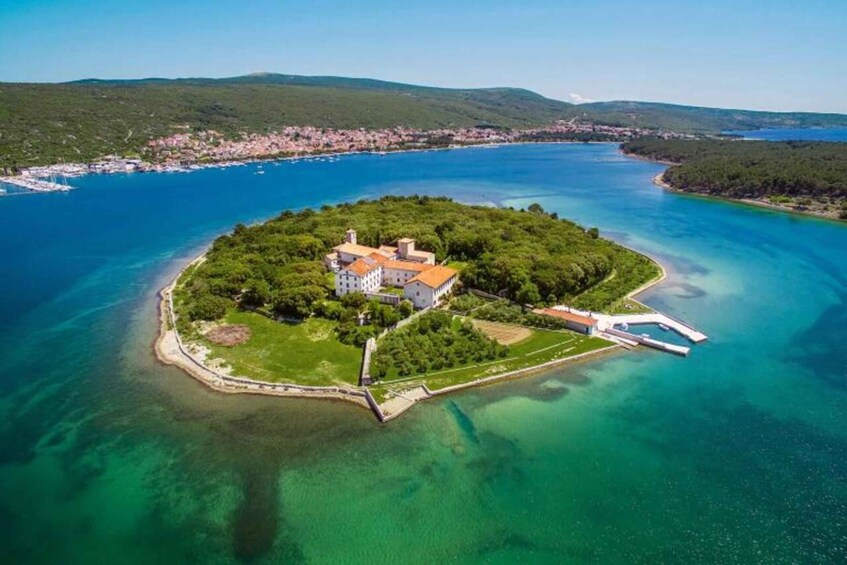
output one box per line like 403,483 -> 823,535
1,143 -> 845,563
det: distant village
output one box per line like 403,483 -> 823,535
1,121 -> 691,193
145,121 -> 680,165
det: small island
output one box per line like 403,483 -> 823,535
622,138 -> 847,220
156,196 -> 703,420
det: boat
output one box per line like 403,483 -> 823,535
659,323 -> 670,331
255,170 -> 265,175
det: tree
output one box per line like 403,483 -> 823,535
271,285 -> 326,318
340,292 -> 367,309
516,282 -> 541,305
398,300 -> 414,318
527,203 -> 545,214
587,227 -> 600,239
241,279 -> 271,308
189,293 -> 230,321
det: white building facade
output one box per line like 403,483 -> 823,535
329,230 -> 456,308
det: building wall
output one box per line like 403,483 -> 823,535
338,250 -> 364,265
383,267 -> 421,288
403,281 -> 434,309
402,275 -> 457,309
431,275 -> 457,307
335,266 -> 382,296
565,321 -> 595,335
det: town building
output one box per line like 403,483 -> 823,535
328,230 -> 456,309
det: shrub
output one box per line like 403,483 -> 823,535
189,293 -> 230,321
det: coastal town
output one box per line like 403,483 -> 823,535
0,121 -> 688,194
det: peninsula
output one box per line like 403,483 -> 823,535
622,138 -> 847,221
156,196 -> 705,421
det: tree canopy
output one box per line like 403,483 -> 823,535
175,196 -> 660,321
622,138 -> 847,202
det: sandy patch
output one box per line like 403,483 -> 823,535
472,319 -> 532,345
204,324 -> 251,346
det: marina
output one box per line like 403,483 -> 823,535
546,305 -> 708,356
0,175 -> 73,193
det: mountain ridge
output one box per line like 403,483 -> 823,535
3,73 -> 847,167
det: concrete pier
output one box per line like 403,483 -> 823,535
602,312 -> 708,343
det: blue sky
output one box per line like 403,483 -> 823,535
2,0 -> 846,112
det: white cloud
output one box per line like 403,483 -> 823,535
568,93 -> 595,104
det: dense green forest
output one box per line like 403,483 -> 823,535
174,196 -> 660,336
580,101 -> 847,133
4,73 -> 847,168
622,139 -> 847,217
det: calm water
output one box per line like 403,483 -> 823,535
1,143 -> 845,563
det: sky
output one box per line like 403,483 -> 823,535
1,0 -> 846,113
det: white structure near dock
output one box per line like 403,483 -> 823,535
537,305 -> 708,357
329,229 -> 457,309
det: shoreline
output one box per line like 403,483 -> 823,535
1,140 -> 632,195
621,149 -> 845,223
153,260 -> 376,413
155,237 -> 669,421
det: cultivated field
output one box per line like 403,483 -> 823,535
471,319 -> 532,345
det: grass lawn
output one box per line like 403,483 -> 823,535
379,286 -> 405,296
609,298 -> 654,315
374,324 -> 612,394
202,310 -> 362,386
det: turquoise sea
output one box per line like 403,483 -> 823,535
1,142 -> 845,563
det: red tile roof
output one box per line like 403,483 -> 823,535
407,265 -> 458,288
345,255 -> 384,276
535,308 -> 597,326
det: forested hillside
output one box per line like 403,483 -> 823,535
0,78 -> 571,167
622,138 -> 847,218
579,101 -> 847,133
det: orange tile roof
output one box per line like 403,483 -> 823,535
535,308 -> 597,326
367,252 -> 388,264
333,242 -> 382,257
383,259 -> 433,272
407,265 -> 458,288
345,256 -> 383,276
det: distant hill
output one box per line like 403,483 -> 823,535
2,73 -> 847,167
0,74 -> 573,167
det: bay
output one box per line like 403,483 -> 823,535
0,143 -> 845,563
